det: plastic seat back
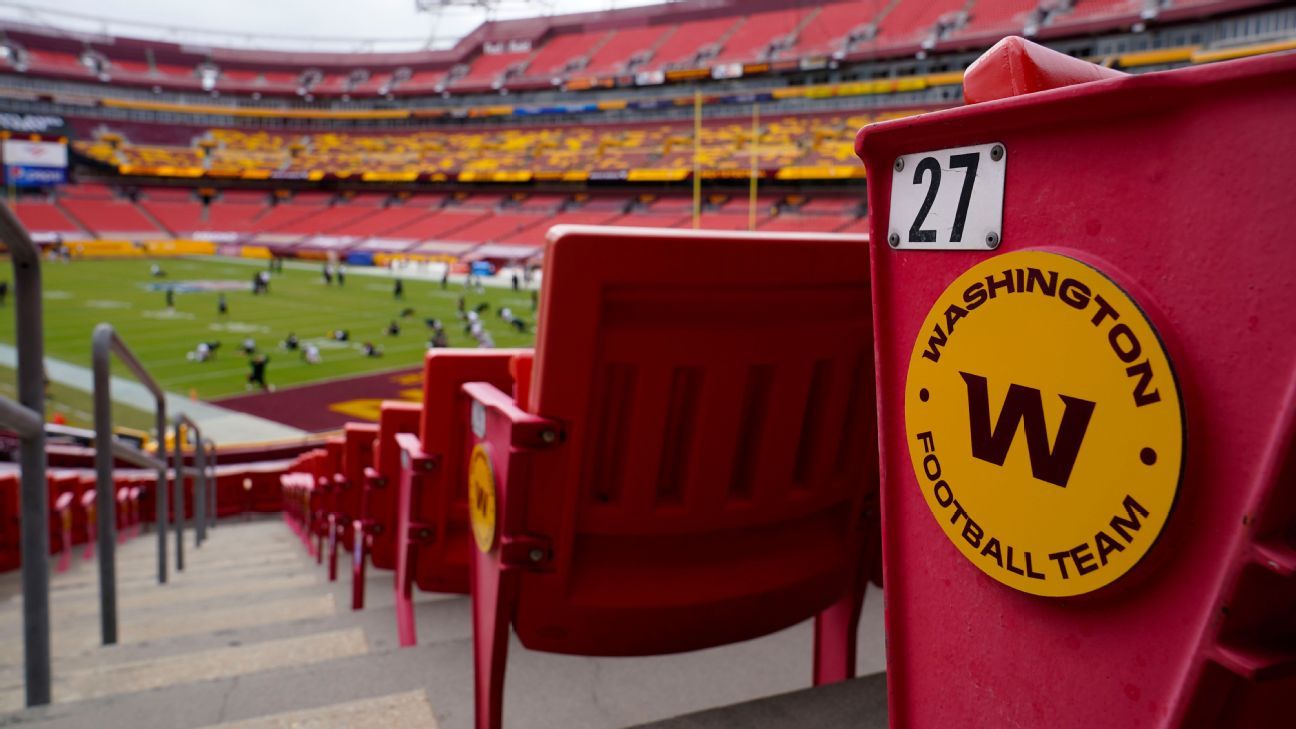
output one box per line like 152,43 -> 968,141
0,474 -> 18,571
368,401 -> 421,569
407,350 -> 520,593
511,226 -> 873,655
341,423 -> 378,521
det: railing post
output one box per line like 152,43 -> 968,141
1,203 -> 51,706
172,420 -> 185,572
195,437 -> 207,546
208,440 -> 218,529
91,324 -> 118,646
155,395 -> 168,583
92,325 -> 170,585
172,415 -> 204,549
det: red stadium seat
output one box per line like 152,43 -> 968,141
342,423 -> 378,609
322,437 -> 346,580
352,402 -> 421,610
281,470 -> 314,552
0,474 -> 19,572
464,226 -> 875,729
47,473 -> 79,567
79,489 -> 97,561
114,478 -> 131,543
855,38 -> 1296,728
393,350 -> 522,647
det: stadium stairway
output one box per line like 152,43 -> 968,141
0,517 -> 887,728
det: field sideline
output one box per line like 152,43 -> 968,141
0,257 -> 537,401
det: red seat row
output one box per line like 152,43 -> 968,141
277,225 -> 878,729
273,39 -> 1295,728
0,471 -> 147,574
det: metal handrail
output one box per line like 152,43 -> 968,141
0,202 -> 50,707
206,439 -> 217,536
109,441 -> 166,471
92,324 -> 172,650
0,395 -> 42,438
172,414 -> 207,568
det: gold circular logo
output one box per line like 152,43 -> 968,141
905,250 -> 1183,597
468,444 -> 498,553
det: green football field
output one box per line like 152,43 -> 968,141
0,257 -> 538,405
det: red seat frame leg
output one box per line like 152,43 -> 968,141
472,549 -> 519,729
351,519 -> 368,610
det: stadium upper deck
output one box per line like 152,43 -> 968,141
0,0 -> 1279,103
71,109 -> 885,182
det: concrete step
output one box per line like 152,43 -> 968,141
630,673 -> 887,729
0,519 -> 888,729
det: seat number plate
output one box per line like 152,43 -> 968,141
888,142 -> 1005,251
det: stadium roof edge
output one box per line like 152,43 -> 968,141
0,0 -> 832,71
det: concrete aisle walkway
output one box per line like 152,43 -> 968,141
0,518 -> 887,728
0,344 -> 306,444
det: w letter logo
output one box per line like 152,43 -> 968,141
960,372 -> 1096,488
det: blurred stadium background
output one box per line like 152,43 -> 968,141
0,0 -> 1293,726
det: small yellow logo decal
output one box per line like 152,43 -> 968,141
468,444 -> 497,553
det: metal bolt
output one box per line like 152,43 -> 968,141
893,157 -> 905,172
528,548 -> 545,562
540,430 -> 557,444
888,232 -> 900,248
421,459 -> 436,472
986,231 -> 1001,248
418,528 -> 432,539
990,144 -> 1004,162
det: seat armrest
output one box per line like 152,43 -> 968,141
463,382 -> 560,448
462,381 -> 562,566
394,432 -> 436,471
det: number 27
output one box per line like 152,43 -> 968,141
908,152 -> 980,243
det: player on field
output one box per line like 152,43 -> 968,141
246,354 -> 271,391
